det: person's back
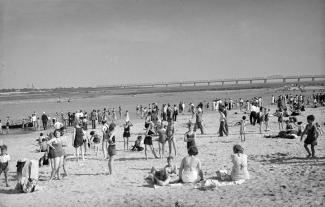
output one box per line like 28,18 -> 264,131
231,153 -> 249,181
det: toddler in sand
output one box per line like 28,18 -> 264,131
0,145 -> 10,187
301,115 -> 318,158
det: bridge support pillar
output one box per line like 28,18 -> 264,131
208,82 -> 210,86
221,81 -> 224,86
236,80 -> 239,85
250,80 -> 252,84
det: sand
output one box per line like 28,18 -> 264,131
0,103 -> 324,206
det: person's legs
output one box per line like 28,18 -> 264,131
311,145 -> 315,157
145,145 -> 148,160
102,140 -> 107,159
168,140 -> 172,156
62,156 -> 68,176
75,147 -> 79,162
219,121 -> 224,136
80,146 -> 85,161
49,158 -> 55,181
304,144 -> 311,157
250,112 -> 253,125
171,139 -> 177,156
123,137 -> 126,150
4,171 -> 9,187
108,155 -> 113,174
150,145 -> 158,158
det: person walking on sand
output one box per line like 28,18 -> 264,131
194,107 -> 204,135
301,115 -> 318,158
144,121 -> 159,160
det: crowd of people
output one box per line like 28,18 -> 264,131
0,91 -> 324,192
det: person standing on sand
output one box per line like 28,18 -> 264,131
101,120 -> 109,159
41,112 -> 48,130
5,117 -> 10,135
90,109 -> 97,130
218,107 -> 228,137
106,123 -> 117,174
47,130 -> 64,181
194,107 -> 204,135
72,123 -> 85,162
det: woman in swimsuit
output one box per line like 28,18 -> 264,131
73,122 -> 85,162
47,130 -> 64,181
107,123 -> 117,174
123,121 -> 132,150
166,120 -> 177,157
178,146 -> 203,183
157,121 -> 167,159
144,121 -> 159,160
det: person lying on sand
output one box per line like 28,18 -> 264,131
264,120 -> 299,139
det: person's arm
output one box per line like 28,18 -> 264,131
183,132 -> 188,142
47,138 -> 56,150
300,125 -> 308,141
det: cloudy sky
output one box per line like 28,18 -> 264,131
0,0 -> 324,88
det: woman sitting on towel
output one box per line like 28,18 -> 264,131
178,146 -> 203,183
230,145 -> 250,181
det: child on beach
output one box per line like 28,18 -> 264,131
157,122 -> 167,158
166,120 -> 177,157
184,121 -> 196,150
89,130 -> 101,156
0,145 -> 10,187
277,110 -> 284,131
164,156 -> 177,177
131,135 -> 144,151
300,115 -> 318,158
240,116 -> 246,141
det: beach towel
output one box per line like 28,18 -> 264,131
194,179 -> 245,191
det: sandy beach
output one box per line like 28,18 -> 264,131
0,97 -> 324,207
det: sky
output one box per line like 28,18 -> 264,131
0,0 -> 324,89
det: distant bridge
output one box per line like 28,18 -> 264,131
105,74 -> 325,89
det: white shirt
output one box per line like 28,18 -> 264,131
32,115 -> 37,122
0,154 -> 10,163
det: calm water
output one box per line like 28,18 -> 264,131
0,87 -> 313,122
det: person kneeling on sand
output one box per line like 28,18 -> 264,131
216,145 -> 250,181
178,146 -> 203,183
149,156 -> 176,186
131,135 -> 144,151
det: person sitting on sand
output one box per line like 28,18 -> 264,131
230,145 -> 250,181
178,146 -> 203,183
150,167 -> 171,186
131,135 -> 144,151
150,156 -> 176,186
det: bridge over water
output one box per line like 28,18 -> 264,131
109,74 -> 325,89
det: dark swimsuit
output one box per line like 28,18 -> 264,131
123,126 -> 130,138
74,127 -> 84,148
108,132 -> 116,156
186,133 -> 196,150
144,130 -> 155,145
